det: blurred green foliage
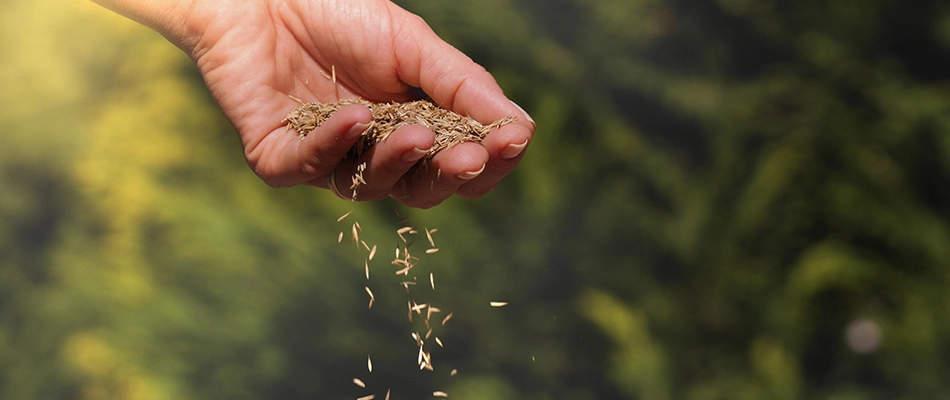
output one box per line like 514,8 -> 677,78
2,0 -> 950,399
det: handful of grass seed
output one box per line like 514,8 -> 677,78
283,98 -> 516,158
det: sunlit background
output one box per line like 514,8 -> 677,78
3,0 -> 950,399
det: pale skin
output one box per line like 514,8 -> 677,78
91,0 -> 535,208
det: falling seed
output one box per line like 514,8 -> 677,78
425,228 -> 435,247
385,390 -> 390,400
425,328 -> 433,340
397,226 -> 412,242
426,248 -> 439,254
369,245 -> 377,260
365,259 -> 370,280
365,287 -> 375,308
338,232 -> 344,243
353,378 -> 366,388
357,395 -> 375,400
441,312 -> 453,326
395,246 -> 400,259
427,306 -> 440,321
352,224 -> 360,245
490,302 -> 509,307
368,355 -> 373,372
433,391 -> 448,397
331,64 -> 337,83
435,337 -> 443,347
430,273 -> 435,290
532,356 -> 536,362
450,369 -> 457,376
337,210 -> 352,222
411,303 -> 428,313
361,240 -> 371,252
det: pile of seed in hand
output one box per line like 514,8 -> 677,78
283,98 -> 516,158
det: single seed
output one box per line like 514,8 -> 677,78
490,301 -> 509,307
368,355 -> 373,372
337,210 -> 352,222
425,228 -> 435,247
450,369 -> 457,376
362,240 -> 371,252
353,378 -> 366,388
352,224 -> 360,246
426,248 -> 439,254
369,245 -> 377,260
365,259 -> 370,280
425,327 -> 433,340
433,391 -> 448,397
385,390 -> 390,400
357,395 -> 375,400
441,312 -> 453,326
331,64 -> 336,84
430,273 -> 435,290
338,232 -> 344,243
435,337 -> 443,347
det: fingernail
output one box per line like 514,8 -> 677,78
510,100 -> 535,126
400,147 -> 430,163
346,122 -> 370,139
455,164 -> 485,180
500,139 -> 529,160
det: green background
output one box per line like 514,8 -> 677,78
2,0 -> 950,399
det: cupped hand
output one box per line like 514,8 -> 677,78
162,0 -> 534,208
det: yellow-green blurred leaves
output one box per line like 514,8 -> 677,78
580,290 -> 670,400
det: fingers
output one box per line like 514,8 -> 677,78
251,103 -> 372,187
391,142 -> 490,209
456,120 -> 533,199
317,124 -> 436,200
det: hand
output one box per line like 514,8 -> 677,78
94,0 -> 535,208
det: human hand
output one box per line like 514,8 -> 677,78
94,0 -> 535,208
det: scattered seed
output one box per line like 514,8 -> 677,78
353,378 -> 366,388
435,337 -> 443,347
352,224 -> 360,246
365,287 -> 375,309
397,226 -> 412,242
365,259 -> 370,280
411,303 -> 428,313
490,302 -> 509,307
433,391 -> 448,397
338,232 -> 344,243
425,327 -> 433,340
427,306 -> 440,321
426,248 -> 439,254
337,210 -> 353,222
425,228 -> 435,247
430,273 -> 435,290
331,64 -> 337,84
441,312 -> 453,326
357,395 -> 375,400
385,390 -> 391,400
368,355 -> 373,372
369,245 -> 377,260
450,369 -> 457,376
